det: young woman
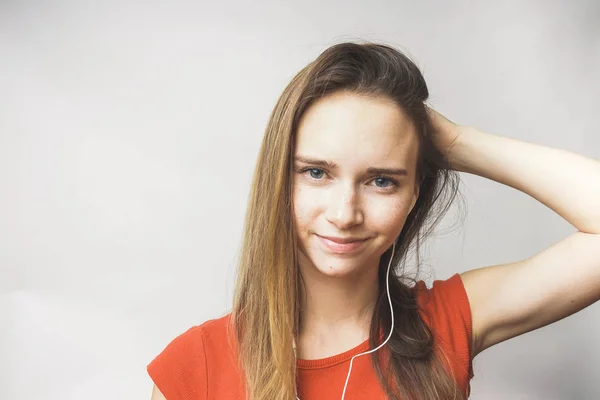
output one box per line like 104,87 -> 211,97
147,42 -> 600,400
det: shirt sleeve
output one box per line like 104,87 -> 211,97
415,273 -> 474,385
147,325 -> 208,400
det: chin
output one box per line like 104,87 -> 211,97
301,250 -> 377,278
315,259 -> 362,277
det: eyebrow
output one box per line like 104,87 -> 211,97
294,156 -> 408,176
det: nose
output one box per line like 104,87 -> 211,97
324,184 -> 364,230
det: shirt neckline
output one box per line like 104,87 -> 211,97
296,337 -> 374,370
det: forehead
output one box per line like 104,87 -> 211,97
295,91 -> 419,168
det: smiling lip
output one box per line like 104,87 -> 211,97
316,235 -> 369,253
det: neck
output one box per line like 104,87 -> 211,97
296,254 -> 380,358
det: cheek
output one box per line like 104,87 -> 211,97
292,185 -> 317,231
368,197 -> 412,235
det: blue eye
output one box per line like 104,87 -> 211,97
306,168 -> 324,179
373,177 -> 397,188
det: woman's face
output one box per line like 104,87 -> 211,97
293,91 -> 420,279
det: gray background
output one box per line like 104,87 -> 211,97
1,0 -> 599,399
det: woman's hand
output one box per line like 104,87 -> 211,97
426,107 -> 467,168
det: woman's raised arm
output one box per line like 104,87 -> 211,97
428,108 -> 600,356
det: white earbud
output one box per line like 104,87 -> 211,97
296,241 -> 396,399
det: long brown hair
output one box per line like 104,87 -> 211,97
231,41 -> 465,400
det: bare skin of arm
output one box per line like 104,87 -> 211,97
150,385 -> 167,400
429,109 -> 600,356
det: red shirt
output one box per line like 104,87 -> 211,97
148,273 -> 474,399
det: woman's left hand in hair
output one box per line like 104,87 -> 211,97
426,107 -> 468,170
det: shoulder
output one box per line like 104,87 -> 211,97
414,273 -> 472,330
147,313 -> 237,400
412,273 -> 475,390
